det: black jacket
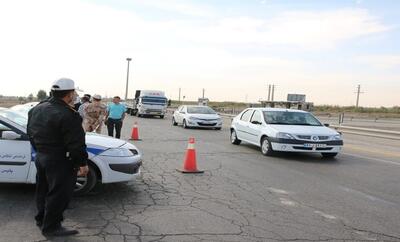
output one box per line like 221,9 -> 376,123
27,97 -> 88,167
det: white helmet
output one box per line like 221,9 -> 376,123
51,78 -> 75,91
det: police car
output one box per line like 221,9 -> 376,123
0,109 -> 142,195
230,108 -> 343,157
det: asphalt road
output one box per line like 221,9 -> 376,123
1,114 -> 400,242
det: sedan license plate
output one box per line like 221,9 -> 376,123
304,143 -> 327,148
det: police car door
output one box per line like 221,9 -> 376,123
0,118 -> 31,183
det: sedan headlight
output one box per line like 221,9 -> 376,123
332,134 -> 342,140
276,132 -> 296,139
99,148 -> 137,157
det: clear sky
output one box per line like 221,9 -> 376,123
0,0 -> 399,107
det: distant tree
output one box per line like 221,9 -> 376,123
27,93 -> 34,102
18,96 -> 25,104
37,90 -> 47,101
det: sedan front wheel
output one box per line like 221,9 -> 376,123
183,120 -> 188,129
74,165 -> 97,196
172,117 -> 178,126
230,130 -> 241,145
261,137 -> 274,156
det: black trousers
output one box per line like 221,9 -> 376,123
35,153 -> 76,232
107,118 -> 123,139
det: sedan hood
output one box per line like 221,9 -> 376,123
85,132 -> 126,149
269,125 -> 339,136
188,114 -> 220,120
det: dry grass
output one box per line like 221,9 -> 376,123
0,100 -> 21,108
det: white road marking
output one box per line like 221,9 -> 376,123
280,198 -> 297,206
339,186 -> 397,206
341,152 -> 400,167
314,211 -> 337,220
269,187 -> 289,195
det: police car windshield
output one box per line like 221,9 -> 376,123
187,106 -> 216,114
263,111 -> 322,126
0,110 -> 28,128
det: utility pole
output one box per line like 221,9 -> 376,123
178,88 -> 181,102
202,88 -> 205,99
355,84 -> 364,108
271,85 -> 275,101
125,58 -> 132,100
267,85 -> 271,101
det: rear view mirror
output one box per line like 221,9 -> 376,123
324,123 -> 330,127
251,121 -> 262,125
1,131 -> 21,140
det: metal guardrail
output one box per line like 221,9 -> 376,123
330,125 -> 400,140
168,109 -> 400,140
218,113 -> 400,140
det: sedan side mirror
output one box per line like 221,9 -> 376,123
324,123 -> 330,127
180,111 -> 186,114
1,131 -> 22,140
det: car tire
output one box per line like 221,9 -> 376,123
160,115 -> 164,119
172,117 -> 178,126
74,165 -> 97,196
261,137 -> 274,156
321,153 -> 338,158
215,127 -> 222,130
230,129 -> 241,145
183,119 -> 188,129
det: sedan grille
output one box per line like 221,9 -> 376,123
296,135 -> 331,141
197,122 -> 217,126
318,136 -> 330,141
297,135 -> 311,140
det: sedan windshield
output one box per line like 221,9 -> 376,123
0,110 -> 28,128
187,106 -> 216,114
263,111 -> 322,126
141,96 -> 167,105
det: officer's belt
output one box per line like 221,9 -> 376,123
36,147 -> 69,157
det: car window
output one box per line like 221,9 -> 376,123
0,123 -> 11,132
250,110 -> 262,123
263,111 -> 322,126
0,110 -> 28,128
240,109 -> 254,122
187,106 -> 216,114
177,106 -> 183,112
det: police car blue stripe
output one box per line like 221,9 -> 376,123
30,147 -> 105,161
87,147 -> 106,155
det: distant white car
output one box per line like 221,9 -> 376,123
172,105 -> 222,130
230,108 -> 343,158
0,109 -> 142,195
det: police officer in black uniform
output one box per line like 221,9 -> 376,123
27,78 -> 89,237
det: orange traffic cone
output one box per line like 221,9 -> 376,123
130,122 -> 141,140
177,138 -> 204,173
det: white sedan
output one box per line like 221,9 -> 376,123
230,108 -> 343,158
172,105 -> 222,130
0,109 -> 142,195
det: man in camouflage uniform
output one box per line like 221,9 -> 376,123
83,94 -> 106,133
